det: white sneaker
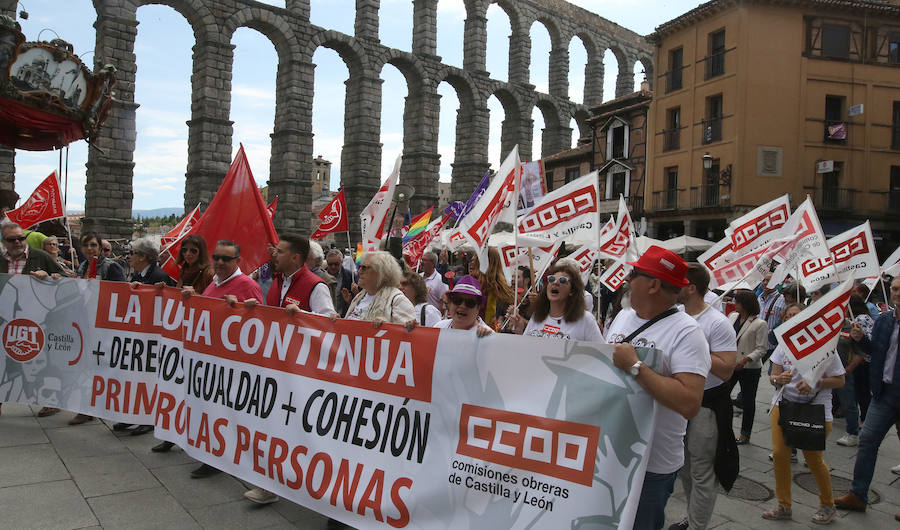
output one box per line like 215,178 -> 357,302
836,434 -> 858,447
244,487 -> 279,504
891,464 -> 900,475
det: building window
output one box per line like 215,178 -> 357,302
663,107 -> 680,151
667,48 -> 683,93
664,167 -> 678,209
824,95 -> 846,142
707,30 -> 726,79
564,167 -> 580,184
606,120 -> 629,160
893,101 -> 900,150
822,24 -> 851,59
891,166 -> 900,210
606,170 -> 629,199
820,162 -> 843,209
891,33 -> 900,64
703,159 -> 721,207
703,94 -> 723,144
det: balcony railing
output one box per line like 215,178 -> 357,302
704,51 -> 726,79
665,70 -> 683,93
824,120 -> 847,142
702,117 -> 722,144
814,187 -> 856,211
662,128 -> 680,151
652,189 -> 680,211
690,185 -> 730,209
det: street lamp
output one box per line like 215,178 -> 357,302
702,152 -> 713,170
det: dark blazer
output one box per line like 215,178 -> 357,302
860,310 -> 900,400
0,247 -> 64,275
131,261 -> 176,286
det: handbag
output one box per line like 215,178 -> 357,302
778,391 -> 826,450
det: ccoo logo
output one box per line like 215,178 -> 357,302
3,318 -> 45,362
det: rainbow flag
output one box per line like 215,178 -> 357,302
355,242 -> 364,265
402,206 -> 433,244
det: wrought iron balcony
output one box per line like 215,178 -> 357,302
704,51 -> 726,79
702,117 -> 722,144
662,128 -> 680,151
813,187 -> 856,211
690,185 -> 730,209
652,189 -> 680,211
665,70 -> 683,93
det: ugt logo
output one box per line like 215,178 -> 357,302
3,318 -> 45,362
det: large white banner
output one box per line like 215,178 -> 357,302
727,194 -> 790,255
0,275 -> 662,529
799,221 -> 879,291
516,171 -> 599,247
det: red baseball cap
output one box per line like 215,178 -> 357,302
627,245 -> 689,288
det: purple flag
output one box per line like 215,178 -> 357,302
447,171 -> 490,221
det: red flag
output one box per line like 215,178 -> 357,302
178,145 -> 278,274
402,214 -> 448,267
160,205 -> 201,249
5,171 -> 64,229
311,189 -> 349,239
266,196 -> 278,218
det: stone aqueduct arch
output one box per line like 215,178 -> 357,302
5,0 -> 651,239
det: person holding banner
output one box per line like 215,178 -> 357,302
507,263 -> 603,342
672,264 -> 738,530
432,275 -> 493,336
835,277 -> 900,513
342,251 -> 415,325
171,234 -> 213,294
833,295 -> 875,448
605,246 -> 711,530
69,232 -> 126,425
41,236 -> 74,276
764,303 -> 845,524
728,290 -> 769,445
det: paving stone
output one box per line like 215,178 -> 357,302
188,499 -> 291,529
88,486 -> 199,529
0,443 -> 69,488
45,422 -> 129,461
151,462 -> 248,509
270,497 -> 332,526
0,413 -> 48,447
0,479 -> 97,529
67,451 -> 161,498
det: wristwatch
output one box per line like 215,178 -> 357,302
630,361 -> 643,378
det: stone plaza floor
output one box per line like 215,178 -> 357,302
2,377 -> 900,529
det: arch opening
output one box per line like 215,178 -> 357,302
485,3 -> 511,82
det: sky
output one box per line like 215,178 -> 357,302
10,0 -> 699,212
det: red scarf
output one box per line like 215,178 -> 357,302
87,257 -> 98,279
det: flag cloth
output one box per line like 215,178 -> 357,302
497,242 -> 560,285
517,160 -> 546,216
599,258 -> 632,292
881,246 -> 900,278
596,195 -> 635,262
768,196 -> 829,287
457,146 -> 520,273
799,221 -> 879,291
402,214 -> 448,267
450,170 -> 491,221
515,170 -> 599,247
727,194 -> 790,255
360,156 -> 400,247
311,189 -> 349,239
5,171 -> 64,229
402,206 -> 433,244
355,242 -> 364,265
569,245 -> 600,285
698,235 -> 736,273
266,196 -> 278,218
180,144 -> 278,274
159,204 -> 202,278
775,278 -> 854,386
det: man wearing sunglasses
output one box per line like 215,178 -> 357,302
0,222 -> 64,279
606,246 -> 710,530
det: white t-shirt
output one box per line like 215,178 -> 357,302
435,317 -> 488,332
704,290 -> 723,313
414,302 -> 443,327
584,291 -> 594,313
346,293 -> 375,321
422,269 -> 449,310
770,345 -> 845,422
606,307 -> 711,474
691,306 -> 737,390
524,311 -> 604,342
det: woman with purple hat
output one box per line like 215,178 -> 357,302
507,262 -> 604,342
433,275 -> 493,336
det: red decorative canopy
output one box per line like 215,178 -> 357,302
0,15 -> 115,151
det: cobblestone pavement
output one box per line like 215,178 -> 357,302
1,377 -> 899,529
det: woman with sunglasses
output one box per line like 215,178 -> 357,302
433,275 -> 493,336
170,234 -> 213,294
508,263 -> 603,342
342,251 -> 415,326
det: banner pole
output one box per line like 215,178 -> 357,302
796,263 -> 801,302
879,267 -> 891,310
62,146 -> 77,269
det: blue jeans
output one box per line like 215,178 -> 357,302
850,397 -> 900,501
634,470 -> 679,530
836,370 -> 859,435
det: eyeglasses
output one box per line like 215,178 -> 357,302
212,254 -> 236,262
82,242 -> 99,248
4,236 -> 26,243
628,270 -> 656,281
546,275 -> 571,286
357,265 -> 370,273
180,247 -> 199,255
102,248 -> 112,253
449,295 -> 479,308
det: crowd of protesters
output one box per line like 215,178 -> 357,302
2,201 -> 900,528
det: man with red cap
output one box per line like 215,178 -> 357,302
606,245 -> 711,530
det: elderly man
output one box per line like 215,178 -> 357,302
180,240 -> 262,477
0,221 -> 64,418
606,246 -> 710,530
420,251 -> 448,311
672,264 -> 738,530
307,239 -> 325,278
325,248 -> 355,317
835,276 -> 900,512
